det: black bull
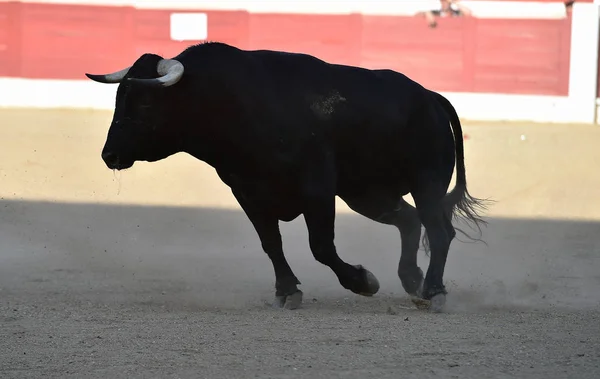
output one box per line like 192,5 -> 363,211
86,42 -> 488,313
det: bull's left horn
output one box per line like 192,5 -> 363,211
127,59 -> 184,87
85,66 -> 131,84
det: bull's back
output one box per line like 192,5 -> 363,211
247,50 -> 422,137
301,62 -> 424,176
240,49 -> 431,185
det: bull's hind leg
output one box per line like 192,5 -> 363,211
395,200 -> 426,297
411,177 -> 456,313
232,190 -> 303,310
341,194 -> 425,297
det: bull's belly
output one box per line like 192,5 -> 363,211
335,159 -> 411,199
271,195 -> 304,222
231,182 -> 304,223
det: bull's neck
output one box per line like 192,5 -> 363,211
177,72 -> 252,172
182,126 -> 249,173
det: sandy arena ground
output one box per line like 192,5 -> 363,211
1,108 -> 599,378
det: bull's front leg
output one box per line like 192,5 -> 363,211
300,161 -> 380,297
231,189 -> 303,309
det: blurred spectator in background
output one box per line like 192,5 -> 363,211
418,0 -> 472,28
564,1 -> 574,11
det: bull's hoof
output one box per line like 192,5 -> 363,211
410,296 -> 431,310
410,293 -> 447,313
429,293 -> 446,313
398,266 -> 424,297
272,290 -> 303,310
354,265 -> 380,296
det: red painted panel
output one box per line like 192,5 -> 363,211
558,11 -> 572,96
473,18 -> 571,95
361,16 -> 465,92
495,0 -> 588,2
461,16 -> 477,91
597,22 -> 600,98
0,5 -> 9,74
2,2 -> 573,96
133,9 -> 249,59
0,2 -> 21,77
19,3 -> 132,79
248,13 -> 361,67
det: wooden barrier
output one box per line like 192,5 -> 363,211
0,1 -> 597,124
0,1 -> 573,95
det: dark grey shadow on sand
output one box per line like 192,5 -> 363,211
1,199 -> 599,315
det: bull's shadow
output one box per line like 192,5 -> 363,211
1,199 -> 598,313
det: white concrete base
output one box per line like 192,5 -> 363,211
568,3 -> 600,125
0,78 -> 118,110
444,93 -> 589,125
0,77 -> 593,124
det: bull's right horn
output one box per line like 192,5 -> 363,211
85,66 -> 131,84
126,59 -> 184,87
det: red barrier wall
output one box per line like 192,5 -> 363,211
0,2 -> 573,96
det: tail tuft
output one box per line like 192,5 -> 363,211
449,186 -> 493,245
420,187 -> 493,254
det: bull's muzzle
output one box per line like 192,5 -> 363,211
102,151 -> 126,170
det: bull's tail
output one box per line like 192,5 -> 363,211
421,91 -> 492,252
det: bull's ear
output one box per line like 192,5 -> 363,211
85,66 -> 132,84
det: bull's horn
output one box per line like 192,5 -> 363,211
127,59 -> 184,87
85,66 -> 131,84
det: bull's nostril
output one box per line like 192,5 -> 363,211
102,151 -> 119,166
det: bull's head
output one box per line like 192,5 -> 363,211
85,54 -> 186,170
